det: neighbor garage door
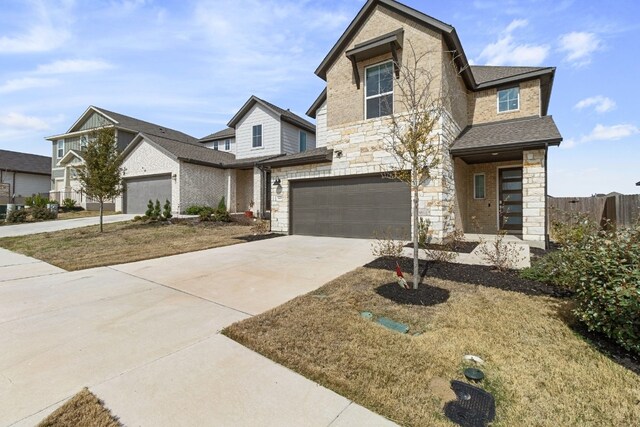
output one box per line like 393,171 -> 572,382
290,174 -> 410,239
124,175 -> 171,214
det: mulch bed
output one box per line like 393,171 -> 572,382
376,282 -> 450,306
365,257 -> 574,298
570,322 -> 640,375
405,241 -> 478,254
236,233 -> 283,242
530,241 -> 560,259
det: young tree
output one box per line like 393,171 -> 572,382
76,127 -> 124,232
383,42 -> 462,289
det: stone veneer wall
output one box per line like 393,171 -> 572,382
522,149 -> 546,242
468,79 -> 541,125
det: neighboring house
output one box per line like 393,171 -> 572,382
0,149 -> 51,204
266,0 -> 562,247
199,127 -> 236,154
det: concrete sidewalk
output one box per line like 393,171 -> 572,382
0,214 -> 136,238
1,237 -> 395,426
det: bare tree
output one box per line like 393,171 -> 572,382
76,127 -> 124,232
383,41 -> 462,289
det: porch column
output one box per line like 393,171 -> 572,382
252,166 -> 262,217
522,149 -> 546,242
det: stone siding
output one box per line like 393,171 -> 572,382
522,149 -> 546,242
468,79 -> 541,125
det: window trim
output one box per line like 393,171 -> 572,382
299,131 -> 307,152
474,173 -> 486,199
224,139 -> 230,150
252,124 -> 263,148
497,86 -> 520,113
57,140 -> 64,158
364,60 -> 394,120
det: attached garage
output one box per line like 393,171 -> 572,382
290,174 -> 410,239
123,174 -> 171,214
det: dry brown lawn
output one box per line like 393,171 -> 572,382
224,266 -> 640,427
38,388 -> 121,427
0,220 -> 254,270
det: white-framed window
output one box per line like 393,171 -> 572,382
474,173 -> 486,199
365,61 -> 394,119
213,141 -> 219,150
224,139 -> 230,150
80,135 -> 88,149
299,131 -> 307,152
252,125 -> 262,148
57,140 -> 64,158
497,87 -> 519,113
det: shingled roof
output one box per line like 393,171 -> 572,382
470,66 -> 552,86
227,96 -> 316,134
0,149 -> 51,175
450,116 -> 562,154
199,127 -> 235,143
93,107 -> 197,143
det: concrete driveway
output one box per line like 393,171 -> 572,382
0,214 -> 136,238
0,236 -> 395,426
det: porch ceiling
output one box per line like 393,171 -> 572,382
455,149 -> 523,164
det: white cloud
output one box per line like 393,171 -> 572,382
0,112 -> 51,131
574,96 -> 616,113
558,32 -> 601,66
35,59 -> 114,74
0,77 -> 58,93
476,19 -> 550,66
562,123 -> 639,149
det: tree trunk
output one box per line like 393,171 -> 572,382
413,178 -> 420,290
99,200 -> 104,233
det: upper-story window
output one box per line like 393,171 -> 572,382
80,135 -> 88,150
213,141 -> 219,150
252,125 -> 262,148
299,131 -> 307,152
498,87 -> 519,113
57,140 -> 64,158
224,139 -> 230,150
365,61 -> 394,119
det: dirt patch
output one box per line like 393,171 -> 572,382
236,233 -> 283,242
38,388 -> 120,427
365,256 -> 574,298
376,282 -> 450,306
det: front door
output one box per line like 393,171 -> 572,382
499,167 -> 523,232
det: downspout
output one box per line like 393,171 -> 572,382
544,143 -> 549,249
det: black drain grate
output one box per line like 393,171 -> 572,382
444,380 -> 495,427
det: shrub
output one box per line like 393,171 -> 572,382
6,208 -> 28,223
31,205 -> 57,221
568,223 -> 640,354
185,205 -> 211,215
145,200 -> 154,218
25,194 -> 53,208
133,215 -> 142,221
199,208 -> 214,221
251,220 -> 270,235
520,250 -> 574,287
371,229 -> 405,259
153,200 -> 161,219
476,231 -> 525,271
61,198 -> 77,211
162,199 -> 172,220
213,210 -> 231,222
217,197 -> 227,212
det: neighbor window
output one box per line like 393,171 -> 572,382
80,135 -> 88,149
252,125 -> 262,148
213,141 -> 219,150
474,173 -> 486,199
224,139 -> 230,150
498,87 -> 519,112
365,61 -> 394,119
57,140 -> 64,158
299,131 -> 307,152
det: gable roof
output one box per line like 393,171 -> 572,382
450,116 -> 562,155
56,149 -> 84,167
470,66 -> 551,86
199,127 -> 235,143
0,149 -> 51,175
227,96 -> 316,133
306,89 -> 327,119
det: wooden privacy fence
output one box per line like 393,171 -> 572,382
548,194 -> 640,230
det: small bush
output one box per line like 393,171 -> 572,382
133,215 -> 142,221
6,208 -> 28,223
371,230 -> 405,259
251,220 -> 270,235
145,200 -> 154,218
199,209 -> 214,221
25,194 -> 54,208
520,250 -> 574,287
153,200 -> 161,219
476,231 -> 525,271
213,210 -> 231,222
31,205 -> 57,221
162,199 -> 172,220
185,205 -> 211,215
217,197 -> 227,212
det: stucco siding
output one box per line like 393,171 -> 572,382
315,101 -> 328,147
235,104 -> 281,160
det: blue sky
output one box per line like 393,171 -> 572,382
0,0 -> 638,196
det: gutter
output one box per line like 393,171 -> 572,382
450,138 -> 562,156
258,151 -> 333,168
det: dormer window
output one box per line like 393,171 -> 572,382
498,87 -> 519,113
299,131 -> 307,152
365,61 -> 394,119
252,125 -> 263,148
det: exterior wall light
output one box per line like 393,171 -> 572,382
335,150 -> 343,158
273,178 -> 281,186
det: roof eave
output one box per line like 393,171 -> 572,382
306,88 -> 327,118
450,138 -> 562,156
474,67 -> 556,90
259,151 -> 334,168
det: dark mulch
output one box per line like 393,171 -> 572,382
405,241 -> 478,254
236,233 -> 283,242
569,321 -> 640,375
376,282 -> 450,306
530,241 -> 560,258
364,257 -> 574,298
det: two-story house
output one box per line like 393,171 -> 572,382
266,0 -> 562,247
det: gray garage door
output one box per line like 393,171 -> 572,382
290,174 -> 410,239
124,175 -> 171,214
